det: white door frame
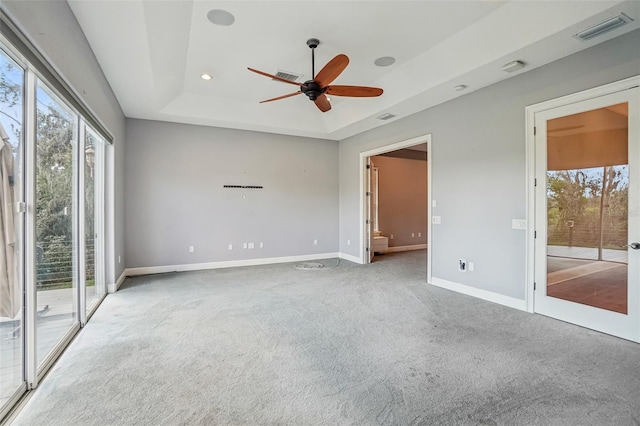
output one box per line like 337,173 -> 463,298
525,75 -> 640,338
358,134 -> 432,281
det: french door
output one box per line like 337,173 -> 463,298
533,85 -> 640,341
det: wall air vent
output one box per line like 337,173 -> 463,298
574,13 -> 633,41
273,70 -> 303,83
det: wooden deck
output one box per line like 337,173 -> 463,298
1,286 -> 98,408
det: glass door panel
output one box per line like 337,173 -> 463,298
84,127 -> 104,313
0,48 -> 25,413
546,104 -> 629,314
534,88 -> 640,341
35,81 -> 78,366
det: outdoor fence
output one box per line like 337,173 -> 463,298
36,239 -> 95,289
548,213 -> 627,250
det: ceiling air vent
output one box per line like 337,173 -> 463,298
574,13 -> 633,41
273,70 -> 303,83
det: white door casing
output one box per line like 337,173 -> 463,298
527,78 -> 640,342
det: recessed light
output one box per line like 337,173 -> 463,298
502,60 -> 525,73
201,73 -> 212,81
374,57 -> 396,67
207,9 -> 235,26
454,85 -> 467,91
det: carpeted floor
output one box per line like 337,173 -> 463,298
10,250 -> 640,425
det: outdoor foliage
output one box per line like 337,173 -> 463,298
1,61 -> 95,288
547,166 -> 628,249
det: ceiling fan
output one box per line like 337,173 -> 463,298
248,38 -> 383,113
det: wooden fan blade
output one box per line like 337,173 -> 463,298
314,94 -> 331,112
314,54 -> 349,87
260,91 -> 302,103
325,85 -> 383,97
247,67 -> 301,86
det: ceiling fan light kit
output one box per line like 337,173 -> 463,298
248,38 -> 383,112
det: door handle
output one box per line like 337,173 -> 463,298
621,242 -> 640,250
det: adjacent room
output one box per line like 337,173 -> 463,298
1,0 -> 639,424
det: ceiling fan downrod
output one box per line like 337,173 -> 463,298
306,38 -> 319,79
302,38 -> 323,101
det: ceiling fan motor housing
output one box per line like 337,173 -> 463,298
301,80 -> 324,100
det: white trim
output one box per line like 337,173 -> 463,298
426,140 -> 433,285
24,67 -> 37,390
77,122 -> 86,325
358,134 -> 432,282
124,253 -> 341,277
525,75 -> 640,315
385,244 -> 427,253
107,269 -> 127,293
430,277 -> 527,311
339,252 -> 362,264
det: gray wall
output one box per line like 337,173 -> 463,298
371,156 -> 427,247
125,119 -> 338,268
339,28 -> 640,300
1,0 -> 127,284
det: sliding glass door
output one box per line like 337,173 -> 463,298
0,38 -> 108,418
34,82 -> 79,368
0,46 -> 25,415
83,127 -> 105,316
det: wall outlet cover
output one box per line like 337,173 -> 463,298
458,258 -> 467,272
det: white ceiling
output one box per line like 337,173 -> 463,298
68,0 -> 640,141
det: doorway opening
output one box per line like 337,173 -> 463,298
359,135 -> 432,281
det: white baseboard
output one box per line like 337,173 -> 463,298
385,244 -> 427,253
125,252 -> 341,277
107,269 -> 127,293
430,277 -> 527,311
339,252 -> 363,264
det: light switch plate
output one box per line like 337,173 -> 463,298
432,216 -> 441,224
512,219 -> 527,230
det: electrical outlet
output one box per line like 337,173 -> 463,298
347,239 -> 351,246
390,234 -> 394,239
259,242 -> 264,248
228,244 -> 233,251
469,262 -> 474,271
248,242 -> 254,249
314,239 -> 318,245
118,255 -> 121,264
243,243 -> 247,249
458,258 -> 467,272
189,246 -> 194,253
411,233 -> 415,237
418,232 -> 422,237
